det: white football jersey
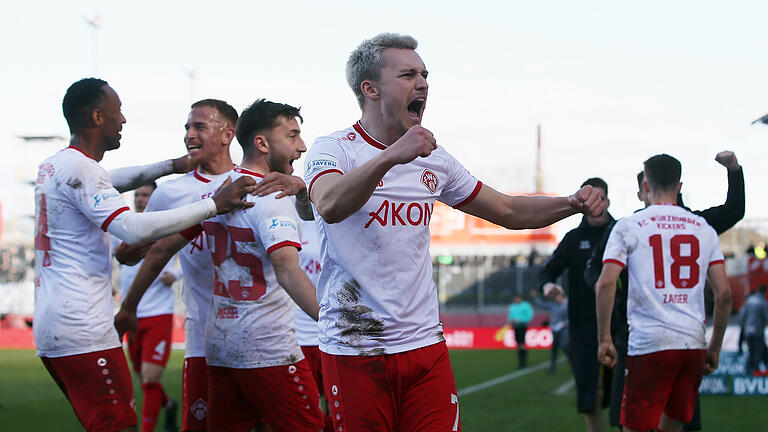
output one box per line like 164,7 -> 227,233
34,147 -> 130,357
304,123 -> 481,356
145,168 -> 230,358
116,234 -> 178,318
603,204 -> 725,356
295,218 -> 321,346
198,167 -> 304,368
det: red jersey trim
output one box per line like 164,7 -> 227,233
308,169 -> 343,195
66,145 -> 96,161
233,166 -> 264,178
180,224 -> 203,241
267,240 -> 302,255
193,169 -> 211,183
709,259 -> 725,266
353,122 -> 388,150
453,181 -> 483,209
602,259 -> 626,269
101,207 -> 130,231
651,202 -> 678,206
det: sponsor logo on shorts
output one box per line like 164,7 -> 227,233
190,398 -> 208,420
267,216 -> 297,231
331,385 -> 338,396
420,169 -> 439,194
152,340 -> 167,361
97,357 -> 107,367
91,189 -> 120,208
288,365 -> 297,374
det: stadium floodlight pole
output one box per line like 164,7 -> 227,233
751,112 -> 768,125
83,14 -> 101,75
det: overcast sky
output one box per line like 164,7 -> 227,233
3,0 -> 767,236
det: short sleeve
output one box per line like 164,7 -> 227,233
706,226 -> 725,266
249,194 -> 301,255
304,135 -> 350,195
437,150 -> 481,208
65,160 -> 130,231
602,219 -> 635,268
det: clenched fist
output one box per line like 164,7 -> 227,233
385,125 -> 437,165
568,185 -> 604,216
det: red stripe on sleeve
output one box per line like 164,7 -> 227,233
101,207 -> 130,231
453,181 -> 483,209
602,259 -> 626,269
267,240 -> 302,255
308,169 -> 344,195
709,259 -> 725,266
179,224 -> 203,241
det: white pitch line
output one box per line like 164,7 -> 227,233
554,378 -> 575,395
458,357 -> 567,397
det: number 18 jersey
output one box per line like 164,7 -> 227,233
603,204 -> 724,356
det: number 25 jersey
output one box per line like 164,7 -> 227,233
603,204 -> 724,356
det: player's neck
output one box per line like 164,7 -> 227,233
649,191 -> 678,206
359,112 -> 403,146
238,155 -> 269,177
198,152 -> 235,176
68,135 -> 105,162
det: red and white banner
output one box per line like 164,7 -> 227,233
444,326 -> 553,349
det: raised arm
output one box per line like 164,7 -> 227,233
109,155 -> 194,193
270,246 -> 320,321
596,262 -> 622,368
309,126 -> 436,223
704,262 -> 733,375
114,233 -> 190,338
696,151 -> 745,234
458,184 -> 603,230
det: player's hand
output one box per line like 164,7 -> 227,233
704,348 -> 720,375
598,341 -> 617,368
158,271 -> 176,286
714,150 -> 740,171
385,125 -> 437,165
212,177 -> 257,214
114,304 -> 138,341
543,282 -> 564,299
170,154 -> 202,174
113,241 -> 154,266
568,185 -> 604,216
252,172 -> 307,199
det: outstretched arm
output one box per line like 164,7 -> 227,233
704,263 -> 732,375
109,155 -> 195,193
270,246 -> 320,321
458,184 -> 604,230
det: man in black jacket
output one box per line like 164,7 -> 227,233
585,150 -> 745,431
540,177 -> 613,432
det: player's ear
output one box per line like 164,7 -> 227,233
222,126 -> 235,145
91,107 -> 103,127
253,134 -> 269,153
361,80 -> 379,100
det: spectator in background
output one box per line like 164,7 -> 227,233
530,289 -> 569,374
740,285 -> 768,375
508,293 -> 533,369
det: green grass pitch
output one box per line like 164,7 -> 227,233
0,349 -> 765,431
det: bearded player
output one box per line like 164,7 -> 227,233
35,78 -> 254,432
596,154 -> 732,432
304,33 -> 604,431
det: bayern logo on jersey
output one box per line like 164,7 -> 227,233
421,169 -> 439,194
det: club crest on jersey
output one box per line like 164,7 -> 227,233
421,169 -> 439,194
